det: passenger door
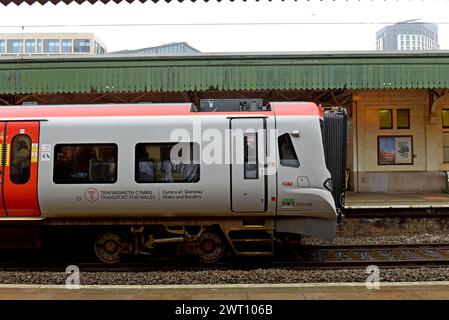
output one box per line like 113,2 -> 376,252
230,118 -> 267,212
2,121 -> 40,217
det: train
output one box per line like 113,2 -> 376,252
0,101 -> 346,263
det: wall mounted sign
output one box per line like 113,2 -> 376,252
378,135 -> 413,165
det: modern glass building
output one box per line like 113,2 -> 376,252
111,42 -> 200,55
376,21 -> 439,51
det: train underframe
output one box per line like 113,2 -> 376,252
0,216 -> 304,264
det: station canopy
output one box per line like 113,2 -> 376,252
1,51 -> 449,95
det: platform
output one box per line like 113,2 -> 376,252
1,282 -> 449,300
345,192 -> 449,209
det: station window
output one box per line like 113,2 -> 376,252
397,109 -> 410,129
10,134 -> 31,184
443,109 -> 449,128
244,133 -> 258,179
444,133 -> 449,163
278,133 -> 300,168
135,142 -> 200,183
379,109 -> 393,129
53,144 -> 117,184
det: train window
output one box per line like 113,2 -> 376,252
278,133 -> 300,168
135,142 -> 200,183
244,133 -> 258,179
53,144 -> 117,184
10,134 -> 32,184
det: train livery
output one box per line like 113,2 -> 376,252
0,102 -> 340,263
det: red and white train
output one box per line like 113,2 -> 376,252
0,102 -> 339,263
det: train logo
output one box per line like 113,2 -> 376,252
85,188 -> 99,202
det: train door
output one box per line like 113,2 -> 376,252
0,122 -> 5,216
230,118 -> 267,212
2,121 -> 40,217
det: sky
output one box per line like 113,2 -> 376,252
0,0 -> 448,53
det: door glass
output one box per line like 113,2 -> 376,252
10,134 -> 31,184
244,133 -> 258,179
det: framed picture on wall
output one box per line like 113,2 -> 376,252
378,135 -> 413,165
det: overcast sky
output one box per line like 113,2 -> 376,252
0,0 -> 448,52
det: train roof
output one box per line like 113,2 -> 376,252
0,102 -> 323,120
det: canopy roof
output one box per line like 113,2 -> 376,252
1,51 -> 448,94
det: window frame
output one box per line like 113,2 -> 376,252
53,143 -> 118,184
443,109 -> 449,163
61,39 -> 72,53
134,142 -> 200,184
443,132 -> 449,163
36,39 -> 42,53
379,109 -> 393,129
278,133 -> 300,168
243,133 -> 259,180
74,39 -> 90,53
0,39 -> 6,53
44,39 -> 60,53
8,39 -> 23,54
443,109 -> 449,129
396,109 -> 410,129
24,39 -> 36,54
10,134 -> 32,185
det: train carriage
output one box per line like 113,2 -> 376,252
0,102 -> 339,263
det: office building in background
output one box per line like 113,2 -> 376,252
111,42 -> 200,55
376,21 -> 439,51
0,33 -> 107,56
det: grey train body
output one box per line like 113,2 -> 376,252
1,102 -> 337,262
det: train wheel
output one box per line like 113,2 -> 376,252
197,231 -> 226,264
94,232 -> 123,264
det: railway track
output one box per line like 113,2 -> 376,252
1,243 -> 449,272
291,243 -> 449,269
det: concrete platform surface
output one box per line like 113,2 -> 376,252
0,282 -> 449,300
345,191 -> 449,209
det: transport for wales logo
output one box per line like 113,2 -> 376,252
85,188 -> 99,202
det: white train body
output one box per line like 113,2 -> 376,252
0,102 -> 337,261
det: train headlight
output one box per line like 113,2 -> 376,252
323,178 -> 333,192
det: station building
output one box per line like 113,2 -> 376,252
1,51 -> 448,195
